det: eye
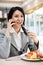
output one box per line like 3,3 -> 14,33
14,15 -> 24,18
14,15 -> 18,17
21,15 -> 24,18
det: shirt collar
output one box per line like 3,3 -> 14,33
10,27 -> 23,34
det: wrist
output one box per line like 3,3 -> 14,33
34,41 -> 39,49
34,40 -> 39,44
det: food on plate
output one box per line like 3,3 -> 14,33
25,50 -> 43,60
29,52 -> 37,59
35,50 -> 43,58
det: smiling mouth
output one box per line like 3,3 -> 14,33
17,22 -> 22,24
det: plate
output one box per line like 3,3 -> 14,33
20,53 -> 43,62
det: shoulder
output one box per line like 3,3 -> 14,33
0,28 -> 6,34
0,28 -> 7,38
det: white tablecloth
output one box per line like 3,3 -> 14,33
0,56 -> 43,65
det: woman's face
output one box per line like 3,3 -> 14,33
12,10 -> 24,28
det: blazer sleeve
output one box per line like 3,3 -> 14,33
0,29 -> 11,59
27,37 -> 39,51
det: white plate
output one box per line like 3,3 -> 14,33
20,53 -> 43,62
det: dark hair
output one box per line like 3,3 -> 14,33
8,6 -> 25,25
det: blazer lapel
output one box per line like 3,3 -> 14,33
21,32 -> 28,50
11,32 -> 29,51
11,33 -> 18,50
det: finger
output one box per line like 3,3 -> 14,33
28,32 -> 35,34
29,36 -> 35,40
11,23 -> 16,26
29,35 -> 36,38
28,32 -> 36,37
9,19 -> 14,24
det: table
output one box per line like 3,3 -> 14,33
0,56 -> 43,65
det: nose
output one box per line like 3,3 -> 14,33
17,16 -> 22,21
19,16 -> 21,19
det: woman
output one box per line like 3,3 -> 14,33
0,6 -> 39,59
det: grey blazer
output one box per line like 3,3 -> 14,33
0,29 -> 39,59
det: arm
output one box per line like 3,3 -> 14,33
0,19 -> 15,59
27,32 -> 39,51
0,29 -> 11,59
28,38 -> 39,51
34,41 -> 39,49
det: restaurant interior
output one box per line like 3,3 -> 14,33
0,0 -> 43,64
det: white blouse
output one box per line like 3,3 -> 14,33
11,27 -> 23,51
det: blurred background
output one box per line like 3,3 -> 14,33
0,0 -> 43,52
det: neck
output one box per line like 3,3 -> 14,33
13,26 -> 21,33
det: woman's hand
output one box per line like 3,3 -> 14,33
5,19 -> 15,37
28,32 -> 38,44
7,19 -> 15,31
